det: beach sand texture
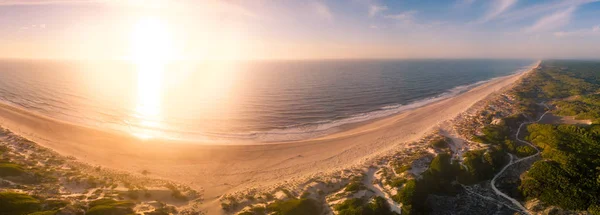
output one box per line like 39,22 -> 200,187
0,63 -> 536,213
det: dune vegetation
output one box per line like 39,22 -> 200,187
0,129 -> 203,215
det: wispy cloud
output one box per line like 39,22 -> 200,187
385,10 -> 418,23
311,1 -> 333,21
368,4 -> 388,17
525,6 -> 576,32
369,24 -> 381,29
19,24 -> 46,30
500,0 -> 598,23
474,0 -> 517,24
554,25 -> 600,37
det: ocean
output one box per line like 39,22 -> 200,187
0,59 -> 535,143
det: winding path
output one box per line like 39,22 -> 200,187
490,105 -> 550,215
364,168 -> 403,214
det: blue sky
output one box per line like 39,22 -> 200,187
0,0 -> 599,59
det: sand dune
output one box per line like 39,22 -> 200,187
0,64 -> 535,214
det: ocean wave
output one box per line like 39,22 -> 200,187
0,60 -> 538,144
158,77 -> 498,143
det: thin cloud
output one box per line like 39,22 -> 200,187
499,0 -> 598,23
19,24 -> 46,31
554,25 -> 600,37
368,4 -> 388,17
311,1 -> 333,21
474,0 -> 517,24
525,6 -> 576,32
384,10 -> 418,22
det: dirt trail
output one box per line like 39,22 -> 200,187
364,168 -> 403,214
490,104 -> 550,215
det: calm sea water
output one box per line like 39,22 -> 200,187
0,59 -> 535,142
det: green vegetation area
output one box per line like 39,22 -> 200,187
0,133 -> 196,215
514,60 -> 600,213
265,198 -> 322,215
393,153 -> 462,214
86,199 -> 136,215
522,124 -> 600,212
394,60 -> 600,214
553,94 -> 600,124
0,191 -> 137,215
396,117 -> 533,214
430,136 -> 449,149
0,192 -> 42,215
514,61 -> 600,101
236,197 -> 324,215
334,196 -> 396,215
0,162 -> 26,177
0,192 -> 70,215
344,176 -> 366,193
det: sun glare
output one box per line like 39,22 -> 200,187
129,17 -> 174,139
130,17 -> 175,64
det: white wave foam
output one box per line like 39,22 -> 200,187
173,77 -> 499,143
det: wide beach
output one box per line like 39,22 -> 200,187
0,62 -> 538,213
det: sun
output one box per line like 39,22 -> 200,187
130,17 -> 175,64
129,17 -> 174,139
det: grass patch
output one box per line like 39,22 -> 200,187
335,196 -> 396,215
27,211 -> 58,215
86,199 -> 135,215
0,192 -> 41,215
0,162 -> 26,177
267,198 -> 322,215
431,137 -> 450,148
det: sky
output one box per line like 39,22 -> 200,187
0,0 -> 599,60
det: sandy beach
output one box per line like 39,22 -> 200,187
0,63 -> 536,213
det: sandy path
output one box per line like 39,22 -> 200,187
490,104 -> 549,215
364,168 -> 403,214
0,65 -> 535,214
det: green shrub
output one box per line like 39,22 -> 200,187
0,192 -> 41,215
431,137 -> 449,148
516,145 -> 536,157
0,162 -> 26,177
86,205 -> 133,215
86,199 -> 135,215
334,198 -> 363,212
267,198 -> 322,215
335,197 -> 396,215
589,204 -> 600,215
27,211 -> 58,215
521,122 -> 600,210
393,165 -> 411,174
393,179 -> 416,205
344,181 -> 364,193
42,199 -> 69,210
388,177 -> 406,188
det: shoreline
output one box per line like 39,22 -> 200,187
0,61 -> 539,213
0,62 -> 537,145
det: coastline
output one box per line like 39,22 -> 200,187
0,61 -> 539,213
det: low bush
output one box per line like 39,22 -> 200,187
0,192 -> 42,215
267,198 -> 322,215
0,162 -> 26,177
86,199 -> 135,215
